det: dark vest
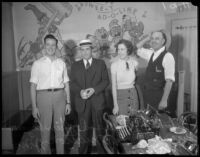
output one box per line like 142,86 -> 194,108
145,49 -> 168,90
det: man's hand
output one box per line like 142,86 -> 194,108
32,107 -> 40,120
85,88 -> 95,98
158,100 -> 168,110
80,89 -> 88,99
139,33 -> 151,41
65,104 -> 71,115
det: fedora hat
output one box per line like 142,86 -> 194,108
79,39 -> 93,47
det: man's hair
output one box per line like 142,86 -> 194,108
44,34 -> 58,46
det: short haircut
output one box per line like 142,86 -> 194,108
44,34 -> 58,46
153,30 -> 167,46
115,39 -> 136,56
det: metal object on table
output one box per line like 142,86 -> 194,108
172,132 -> 198,155
102,112 -> 126,154
178,112 -> 197,135
116,126 -> 131,141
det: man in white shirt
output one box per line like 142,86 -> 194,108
136,30 -> 175,111
30,34 -> 71,154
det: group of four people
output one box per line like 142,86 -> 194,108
30,30 -> 175,154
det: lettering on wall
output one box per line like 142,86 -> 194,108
16,2 -> 147,71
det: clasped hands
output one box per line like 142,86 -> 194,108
80,88 -> 95,99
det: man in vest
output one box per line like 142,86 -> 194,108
136,30 -> 175,111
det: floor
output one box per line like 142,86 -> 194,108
2,111 -> 99,154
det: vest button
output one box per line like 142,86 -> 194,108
153,79 -> 157,82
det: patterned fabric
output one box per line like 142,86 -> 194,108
117,87 -> 139,116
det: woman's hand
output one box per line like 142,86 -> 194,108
65,104 -> 71,115
112,105 -> 119,115
32,107 -> 40,120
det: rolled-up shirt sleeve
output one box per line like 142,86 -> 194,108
137,47 -> 153,62
63,63 -> 69,83
30,61 -> 39,84
163,53 -> 175,82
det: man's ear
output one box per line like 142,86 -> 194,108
162,38 -> 165,46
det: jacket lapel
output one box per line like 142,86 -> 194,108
87,58 -> 96,82
79,60 -> 86,89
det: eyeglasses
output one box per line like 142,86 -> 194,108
118,48 -> 127,51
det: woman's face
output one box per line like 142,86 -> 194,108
118,43 -> 128,60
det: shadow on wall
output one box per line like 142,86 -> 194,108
168,33 -> 191,116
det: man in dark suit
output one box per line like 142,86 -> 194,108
70,39 -> 109,154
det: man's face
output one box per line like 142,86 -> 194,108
150,32 -> 165,51
92,48 -> 101,59
80,45 -> 92,60
44,38 -> 57,56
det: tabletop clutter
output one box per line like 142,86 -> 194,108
104,105 -> 198,155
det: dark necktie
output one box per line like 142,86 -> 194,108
86,60 -> 90,69
126,62 -> 129,70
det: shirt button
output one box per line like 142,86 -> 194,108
153,79 -> 157,82
128,104 -> 131,107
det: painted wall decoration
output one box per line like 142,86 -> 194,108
13,2 -> 167,71
16,2 -> 73,70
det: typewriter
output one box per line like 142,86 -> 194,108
115,105 -> 161,145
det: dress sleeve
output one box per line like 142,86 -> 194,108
111,62 -> 117,74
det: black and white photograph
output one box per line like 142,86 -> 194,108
2,2 -> 198,155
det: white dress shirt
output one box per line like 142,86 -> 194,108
30,56 -> 69,90
111,57 -> 138,89
83,58 -> 93,68
137,46 -> 175,82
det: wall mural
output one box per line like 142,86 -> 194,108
16,2 -> 148,71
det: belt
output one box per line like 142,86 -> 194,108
37,88 -> 63,92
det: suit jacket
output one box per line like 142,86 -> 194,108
70,58 -> 109,113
